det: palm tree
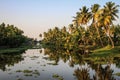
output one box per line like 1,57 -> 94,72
113,25 -> 120,45
99,2 -> 119,48
75,6 -> 92,29
91,4 -> 104,47
94,2 -> 119,48
101,2 -> 119,48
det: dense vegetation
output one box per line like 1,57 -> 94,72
0,23 -> 38,48
41,2 -> 120,55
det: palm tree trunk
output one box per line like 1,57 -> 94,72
105,26 -> 114,48
108,35 -> 114,48
95,25 -> 104,47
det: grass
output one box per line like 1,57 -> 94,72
0,46 -> 29,54
90,45 -> 120,58
84,45 -> 120,63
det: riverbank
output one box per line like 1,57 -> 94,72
85,45 -> 120,64
0,47 -> 28,54
90,45 -> 120,57
0,44 -> 42,54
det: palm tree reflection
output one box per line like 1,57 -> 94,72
74,64 -> 115,80
44,47 -> 117,80
74,68 -> 90,80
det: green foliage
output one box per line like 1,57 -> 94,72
114,72 -> 120,76
90,46 -> 120,58
0,52 -> 23,71
0,47 -> 26,54
0,23 -> 27,48
41,1 -> 120,56
52,74 -> 64,80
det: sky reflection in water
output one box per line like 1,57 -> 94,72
0,49 -> 120,80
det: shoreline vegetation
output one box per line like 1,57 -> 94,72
0,44 -> 41,54
85,45 -> 120,64
0,1 -> 120,80
0,47 -> 27,54
0,1 -> 119,64
0,23 -> 40,54
40,1 -> 120,65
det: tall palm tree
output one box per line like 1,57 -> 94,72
75,6 -> 92,29
103,2 -> 119,48
91,4 -> 104,47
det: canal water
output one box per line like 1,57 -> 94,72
0,49 -> 120,80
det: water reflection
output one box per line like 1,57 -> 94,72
44,48 -> 70,64
0,53 -> 23,71
43,47 -> 120,80
114,57 -> 120,68
0,48 -> 120,80
74,64 -> 115,80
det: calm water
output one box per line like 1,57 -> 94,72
0,49 -> 120,80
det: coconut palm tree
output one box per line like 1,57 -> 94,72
91,4 -> 104,47
103,1 -> 119,48
75,6 -> 92,29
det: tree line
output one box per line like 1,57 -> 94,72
0,23 -> 36,48
41,2 -> 120,53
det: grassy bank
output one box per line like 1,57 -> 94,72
0,47 -> 28,54
0,44 -> 42,54
84,45 -> 120,64
90,45 -> 120,58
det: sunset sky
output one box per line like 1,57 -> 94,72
0,0 -> 120,40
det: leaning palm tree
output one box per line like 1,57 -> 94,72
103,1 -> 119,48
91,4 -> 104,47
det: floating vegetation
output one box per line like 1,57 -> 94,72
24,74 -> 32,76
32,70 -> 40,76
17,78 -> 23,80
23,70 -> 33,73
30,56 -> 39,60
52,74 -> 59,78
42,57 -> 50,60
114,73 -> 120,76
29,67 -> 32,69
16,70 -> 22,73
52,74 -> 64,80
37,62 -> 40,64
16,69 -> 40,77
40,64 -> 46,66
30,56 -> 39,59
47,62 -> 58,65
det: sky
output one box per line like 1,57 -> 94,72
0,0 -> 120,40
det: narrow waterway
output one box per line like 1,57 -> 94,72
0,49 -> 120,80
